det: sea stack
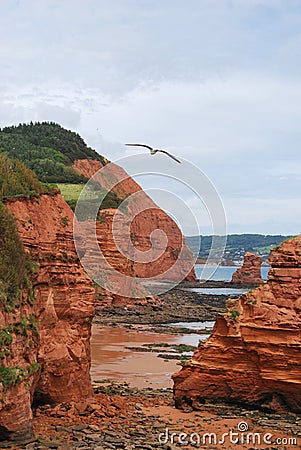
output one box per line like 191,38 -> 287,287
231,251 -> 263,284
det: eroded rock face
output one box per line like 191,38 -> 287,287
173,237 -> 301,413
231,252 -> 263,284
1,193 -> 94,440
0,299 -> 39,441
77,208 -> 158,307
73,159 -> 196,287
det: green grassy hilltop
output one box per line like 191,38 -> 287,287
0,122 -> 106,183
0,121 -> 123,212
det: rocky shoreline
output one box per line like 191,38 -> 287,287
94,281 -> 255,326
3,382 -> 300,449
3,280 -> 299,449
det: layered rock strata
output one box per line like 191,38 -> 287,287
173,237 -> 301,413
76,208 -> 158,307
0,193 -> 95,440
231,252 -> 263,284
73,159 -> 196,294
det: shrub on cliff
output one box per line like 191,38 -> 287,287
0,154 -> 47,200
0,202 -> 35,309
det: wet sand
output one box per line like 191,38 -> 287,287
90,324 -> 207,389
91,283 -> 229,389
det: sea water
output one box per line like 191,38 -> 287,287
194,265 -> 270,281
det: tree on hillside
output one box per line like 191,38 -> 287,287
0,122 -> 107,183
0,154 -> 45,199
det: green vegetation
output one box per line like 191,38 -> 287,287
0,159 -> 40,395
13,315 -> 39,338
246,298 -> 257,305
0,122 -> 107,183
0,122 -> 123,211
0,361 -> 40,390
229,309 -> 240,322
0,315 -> 39,359
0,202 -> 37,311
57,183 -> 86,202
61,216 -> 69,227
0,154 -> 47,200
0,329 -> 13,358
58,182 -> 124,217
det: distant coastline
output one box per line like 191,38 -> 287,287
187,234 -> 292,266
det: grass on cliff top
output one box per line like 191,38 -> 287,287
57,183 -> 87,202
58,182 -> 124,213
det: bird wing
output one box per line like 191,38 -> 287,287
158,150 -> 181,163
125,143 -> 153,151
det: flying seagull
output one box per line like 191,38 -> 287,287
125,143 -> 181,163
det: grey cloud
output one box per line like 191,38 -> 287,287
35,103 -> 81,129
0,102 -> 27,126
1,0 -> 301,234
2,0 -> 301,94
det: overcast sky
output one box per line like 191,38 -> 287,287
1,0 -> 301,235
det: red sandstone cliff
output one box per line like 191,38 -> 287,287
77,208 -> 159,307
231,252 -> 263,284
0,193 -> 95,440
173,237 -> 301,413
73,159 -> 196,285
0,156 -> 196,439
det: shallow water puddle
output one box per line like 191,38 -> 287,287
90,324 -> 210,389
